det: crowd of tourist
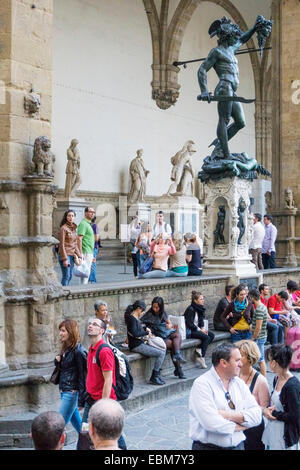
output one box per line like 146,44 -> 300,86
56,208 -> 204,286
29,275 -> 300,451
56,208 -> 279,287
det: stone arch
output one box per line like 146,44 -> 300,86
143,0 -> 262,109
167,0 -> 260,100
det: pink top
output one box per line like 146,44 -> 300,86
151,241 -> 176,271
251,374 -> 270,408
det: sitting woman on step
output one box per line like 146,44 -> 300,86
124,300 -> 166,385
168,232 -> 188,277
221,284 -> 255,343
141,296 -> 187,379
139,234 -> 176,278
184,291 -> 215,368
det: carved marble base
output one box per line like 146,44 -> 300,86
152,196 -> 202,236
203,177 -> 257,277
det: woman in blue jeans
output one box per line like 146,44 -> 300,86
221,284 -> 255,343
58,210 -> 82,286
55,319 -> 87,434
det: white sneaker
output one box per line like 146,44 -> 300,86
196,356 -> 207,369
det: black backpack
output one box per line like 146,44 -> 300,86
96,343 -> 134,401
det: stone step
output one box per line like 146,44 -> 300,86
98,239 -> 125,261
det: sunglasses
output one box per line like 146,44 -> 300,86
225,392 -> 236,410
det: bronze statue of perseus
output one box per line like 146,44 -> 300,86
198,15 -> 273,162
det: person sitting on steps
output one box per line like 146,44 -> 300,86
124,300 -> 166,386
184,291 -> 215,369
141,296 -> 187,379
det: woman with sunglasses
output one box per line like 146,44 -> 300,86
58,210 -> 82,286
236,340 -> 270,450
262,344 -> 300,450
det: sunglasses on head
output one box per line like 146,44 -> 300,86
225,392 -> 236,410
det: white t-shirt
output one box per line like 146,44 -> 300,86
151,221 -> 172,239
249,221 -> 265,249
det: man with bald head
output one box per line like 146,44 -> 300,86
88,398 -> 125,450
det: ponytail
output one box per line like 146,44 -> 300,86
191,291 -> 202,302
124,300 -> 146,325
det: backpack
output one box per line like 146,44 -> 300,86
96,343 -> 134,401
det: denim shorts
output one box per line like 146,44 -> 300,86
255,337 -> 267,363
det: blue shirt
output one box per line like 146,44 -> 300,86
262,223 -> 277,253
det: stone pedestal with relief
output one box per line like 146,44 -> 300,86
203,178 -> 258,281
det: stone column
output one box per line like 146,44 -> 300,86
0,1 -> 59,372
271,0 -> 300,266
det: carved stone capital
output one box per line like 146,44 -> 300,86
152,88 -> 180,110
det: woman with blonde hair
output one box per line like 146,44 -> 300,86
236,339 -> 270,450
54,319 -> 87,434
168,232 -> 188,277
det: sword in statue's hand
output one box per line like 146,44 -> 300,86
197,92 -> 255,104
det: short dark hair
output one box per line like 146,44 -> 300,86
264,214 -> 273,222
258,283 -> 268,293
286,280 -> 299,292
254,213 -> 262,222
249,289 -> 260,301
265,344 -> 293,369
225,285 -> 234,296
278,291 -> 288,301
212,343 -> 238,367
31,412 -> 65,450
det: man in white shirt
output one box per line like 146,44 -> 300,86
189,342 -> 261,450
249,213 -> 265,270
151,211 -> 172,240
262,214 -> 278,269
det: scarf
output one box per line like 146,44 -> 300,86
191,302 -> 206,317
234,298 -> 248,314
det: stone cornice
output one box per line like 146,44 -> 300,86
62,275 -> 230,300
0,236 -> 59,247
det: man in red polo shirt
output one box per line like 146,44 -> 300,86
259,284 -> 284,345
267,291 -> 290,342
82,317 -> 126,449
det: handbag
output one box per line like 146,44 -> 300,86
50,364 -> 60,385
146,335 -> 167,351
139,256 -> 154,274
73,254 -> 82,266
168,315 -> 186,340
73,259 -> 90,278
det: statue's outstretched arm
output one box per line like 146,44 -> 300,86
239,15 -> 266,46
